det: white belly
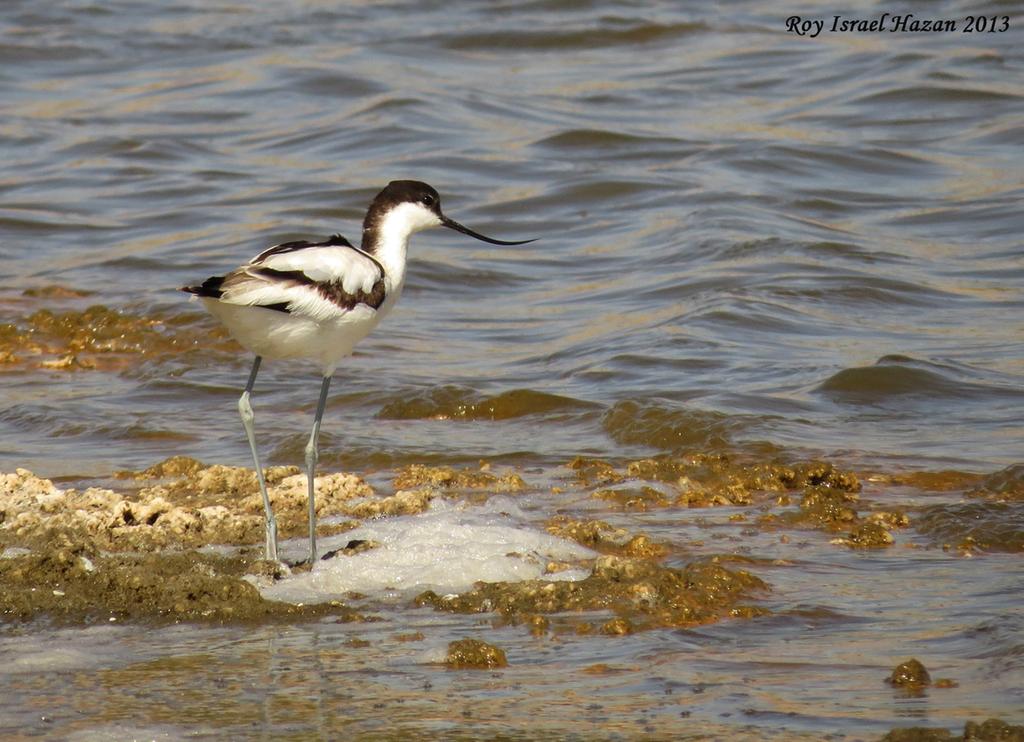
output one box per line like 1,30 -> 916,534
202,298 -> 392,375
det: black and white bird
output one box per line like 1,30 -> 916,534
182,180 -> 533,565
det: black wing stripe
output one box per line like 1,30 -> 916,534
181,275 -> 291,313
261,302 -> 292,313
250,267 -> 387,312
182,234 -> 384,314
252,233 -> 354,263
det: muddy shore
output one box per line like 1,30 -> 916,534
4,454 -> 1021,626
3,455 -> 1022,740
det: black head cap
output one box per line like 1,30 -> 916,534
371,180 -> 441,214
362,179 -> 536,249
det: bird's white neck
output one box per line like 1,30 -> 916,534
369,229 -> 408,291
361,201 -> 439,288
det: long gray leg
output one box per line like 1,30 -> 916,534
238,355 -> 278,562
304,375 -> 332,564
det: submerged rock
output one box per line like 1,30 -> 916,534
119,455 -> 204,480
880,718 -> 1024,742
0,300 -> 234,371
444,638 -> 509,669
961,719 -> 1024,742
840,521 -> 896,548
416,553 -> 767,633
797,487 -> 860,526
589,451 -> 912,550
880,727 -> 957,741
570,452 -> 862,510
887,658 -> 932,687
881,470 -> 982,492
393,463 -> 525,492
755,481 -> 907,548
567,457 -> 625,486
600,617 -> 633,635
378,386 -> 593,422
592,484 -> 672,511
546,517 -> 667,558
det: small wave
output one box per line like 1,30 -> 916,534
377,386 -> 599,421
0,403 -> 192,442
970,464 -> 1024,500
412,259 -> 531,291
915,502 -> 1024,553
854,85 -> 1021,106
0,214 -> 114,235
969,123 -> 1024,146
817,356 -> 1020,403
0,43 -> 100,64
769,144 -> 941,179
436,21 -> 704,51
534,129 -> 688,150
602,399 -> 738,452
275,68 -> 385,99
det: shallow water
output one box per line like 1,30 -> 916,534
1,0 -> 1022,738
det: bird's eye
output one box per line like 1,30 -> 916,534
422,194 -> 436,206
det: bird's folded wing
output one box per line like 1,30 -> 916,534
256,244 -> 382,293
218,245 -> 386,317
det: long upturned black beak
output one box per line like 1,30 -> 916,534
441,215 -> 536,245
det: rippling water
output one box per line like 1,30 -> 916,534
2,0 -> 1022,738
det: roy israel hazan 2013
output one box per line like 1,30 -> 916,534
785,14 -> 990,38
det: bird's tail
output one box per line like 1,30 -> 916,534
180,275 -> 226,299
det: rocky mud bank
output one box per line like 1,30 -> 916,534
3,453 -> 1020,629
2,451 -> 1022,739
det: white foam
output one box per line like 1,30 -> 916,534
259,497 -> 594,604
